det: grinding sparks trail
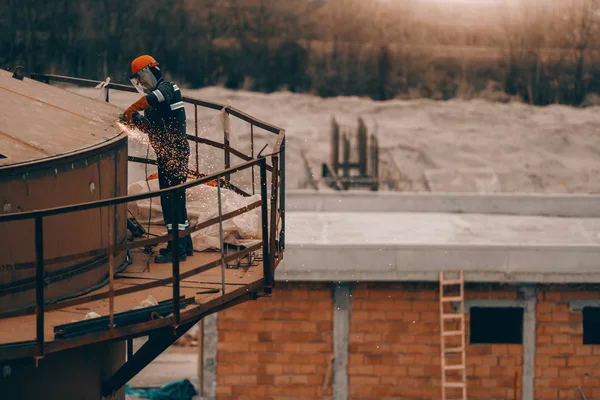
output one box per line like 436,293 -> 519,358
117,121 -> 151,146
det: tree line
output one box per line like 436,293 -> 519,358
2,0 -> 600,105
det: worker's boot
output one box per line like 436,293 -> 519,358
160,234 -> 193,256
155,240 -> 187,264
159,240 -> 172,256
185,234 -> 194,256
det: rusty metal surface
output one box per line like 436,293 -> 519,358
0,141 -> 128,312
0,70 -> 122,168
0,69 -> 128,313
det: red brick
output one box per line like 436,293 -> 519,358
350,375 -> 380,385
550,357 -> 568,367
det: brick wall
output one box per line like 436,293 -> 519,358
463,289 -> 522,400
214,282 -> 600,400
349,283 -> 521,400
535,289 -> 600,400
349,283 -> 441,399
216,282 -> 333,399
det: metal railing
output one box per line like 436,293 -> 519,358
0,74 -> 286,359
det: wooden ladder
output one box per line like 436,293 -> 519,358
439,271 -> 467,400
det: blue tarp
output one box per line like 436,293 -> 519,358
125,379 -> 197,400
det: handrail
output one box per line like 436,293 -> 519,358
29,74 -> 286,135
0,155 -> 277,223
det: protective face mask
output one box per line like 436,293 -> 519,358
130,66 -> 158,95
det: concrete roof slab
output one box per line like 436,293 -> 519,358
278,210 -> 600,283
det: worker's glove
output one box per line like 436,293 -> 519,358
132,112 -> 146,125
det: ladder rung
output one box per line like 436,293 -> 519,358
444,364 -> 465,370
444,382 -> 466,388
441,279 -> 462,285
442,313 -> 463,319
441,296 -> 462,302
444,346 -> 464,353
442,330 -> 463,336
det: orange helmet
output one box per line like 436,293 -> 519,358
131,55 -> 158,75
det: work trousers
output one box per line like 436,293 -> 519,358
157,148 -> 190,232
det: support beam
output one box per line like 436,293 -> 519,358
197,320 -> 204,397
333,283 -> 350,400
521,286 -> 536,400
568,300 -> 600,311
203,313 -> 218,399
101,322 -> 195,398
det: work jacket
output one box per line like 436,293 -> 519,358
144,80 -> 189,161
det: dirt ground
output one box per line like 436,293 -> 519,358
75,86 -> 600,194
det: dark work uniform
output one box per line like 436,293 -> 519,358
144,80 -> 190,232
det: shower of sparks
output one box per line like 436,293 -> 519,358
116,121 -> 151,146
117,118 -> 258,192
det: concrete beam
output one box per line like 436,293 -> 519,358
464,299 -> 528,311
568,300 -> 600,311
521,286 -> 536,400
332,283 -> 350,400
277,245 -> 600,283
287,190 -> 600,217
202,314 -> 218,400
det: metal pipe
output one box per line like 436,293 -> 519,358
33,73 -> 285,134
0,157 -> 273,223
223,112 -> 231,182
260,159 -> 270,285
251,124 -> 255,195
127,338 -> 133,361
171,193 -> 181,325
269,155 -> 279,278
217,180 -> 226,296
195,104 -> 199,176
35,216 -> 44,358
280,136 -> 285,251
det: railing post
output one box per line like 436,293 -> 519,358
195,104 -> 199,176
170,190 -> 181,325
35,215 -> 44,358
105,87 -> 110,103
260,159 -> 272,287
280,136 -> 285,251
251,124 -> 255,195
223,110 -> 231,182
269,154 -> 279,270
217,179 -> 226,296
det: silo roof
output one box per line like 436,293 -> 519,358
0,69 -> 124,168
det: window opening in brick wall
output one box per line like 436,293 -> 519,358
470,307 -> 523,344
583,307 -> 600,345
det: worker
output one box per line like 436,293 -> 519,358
121,55 -> 194,263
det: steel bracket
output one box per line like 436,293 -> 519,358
100,320 -> 197,398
